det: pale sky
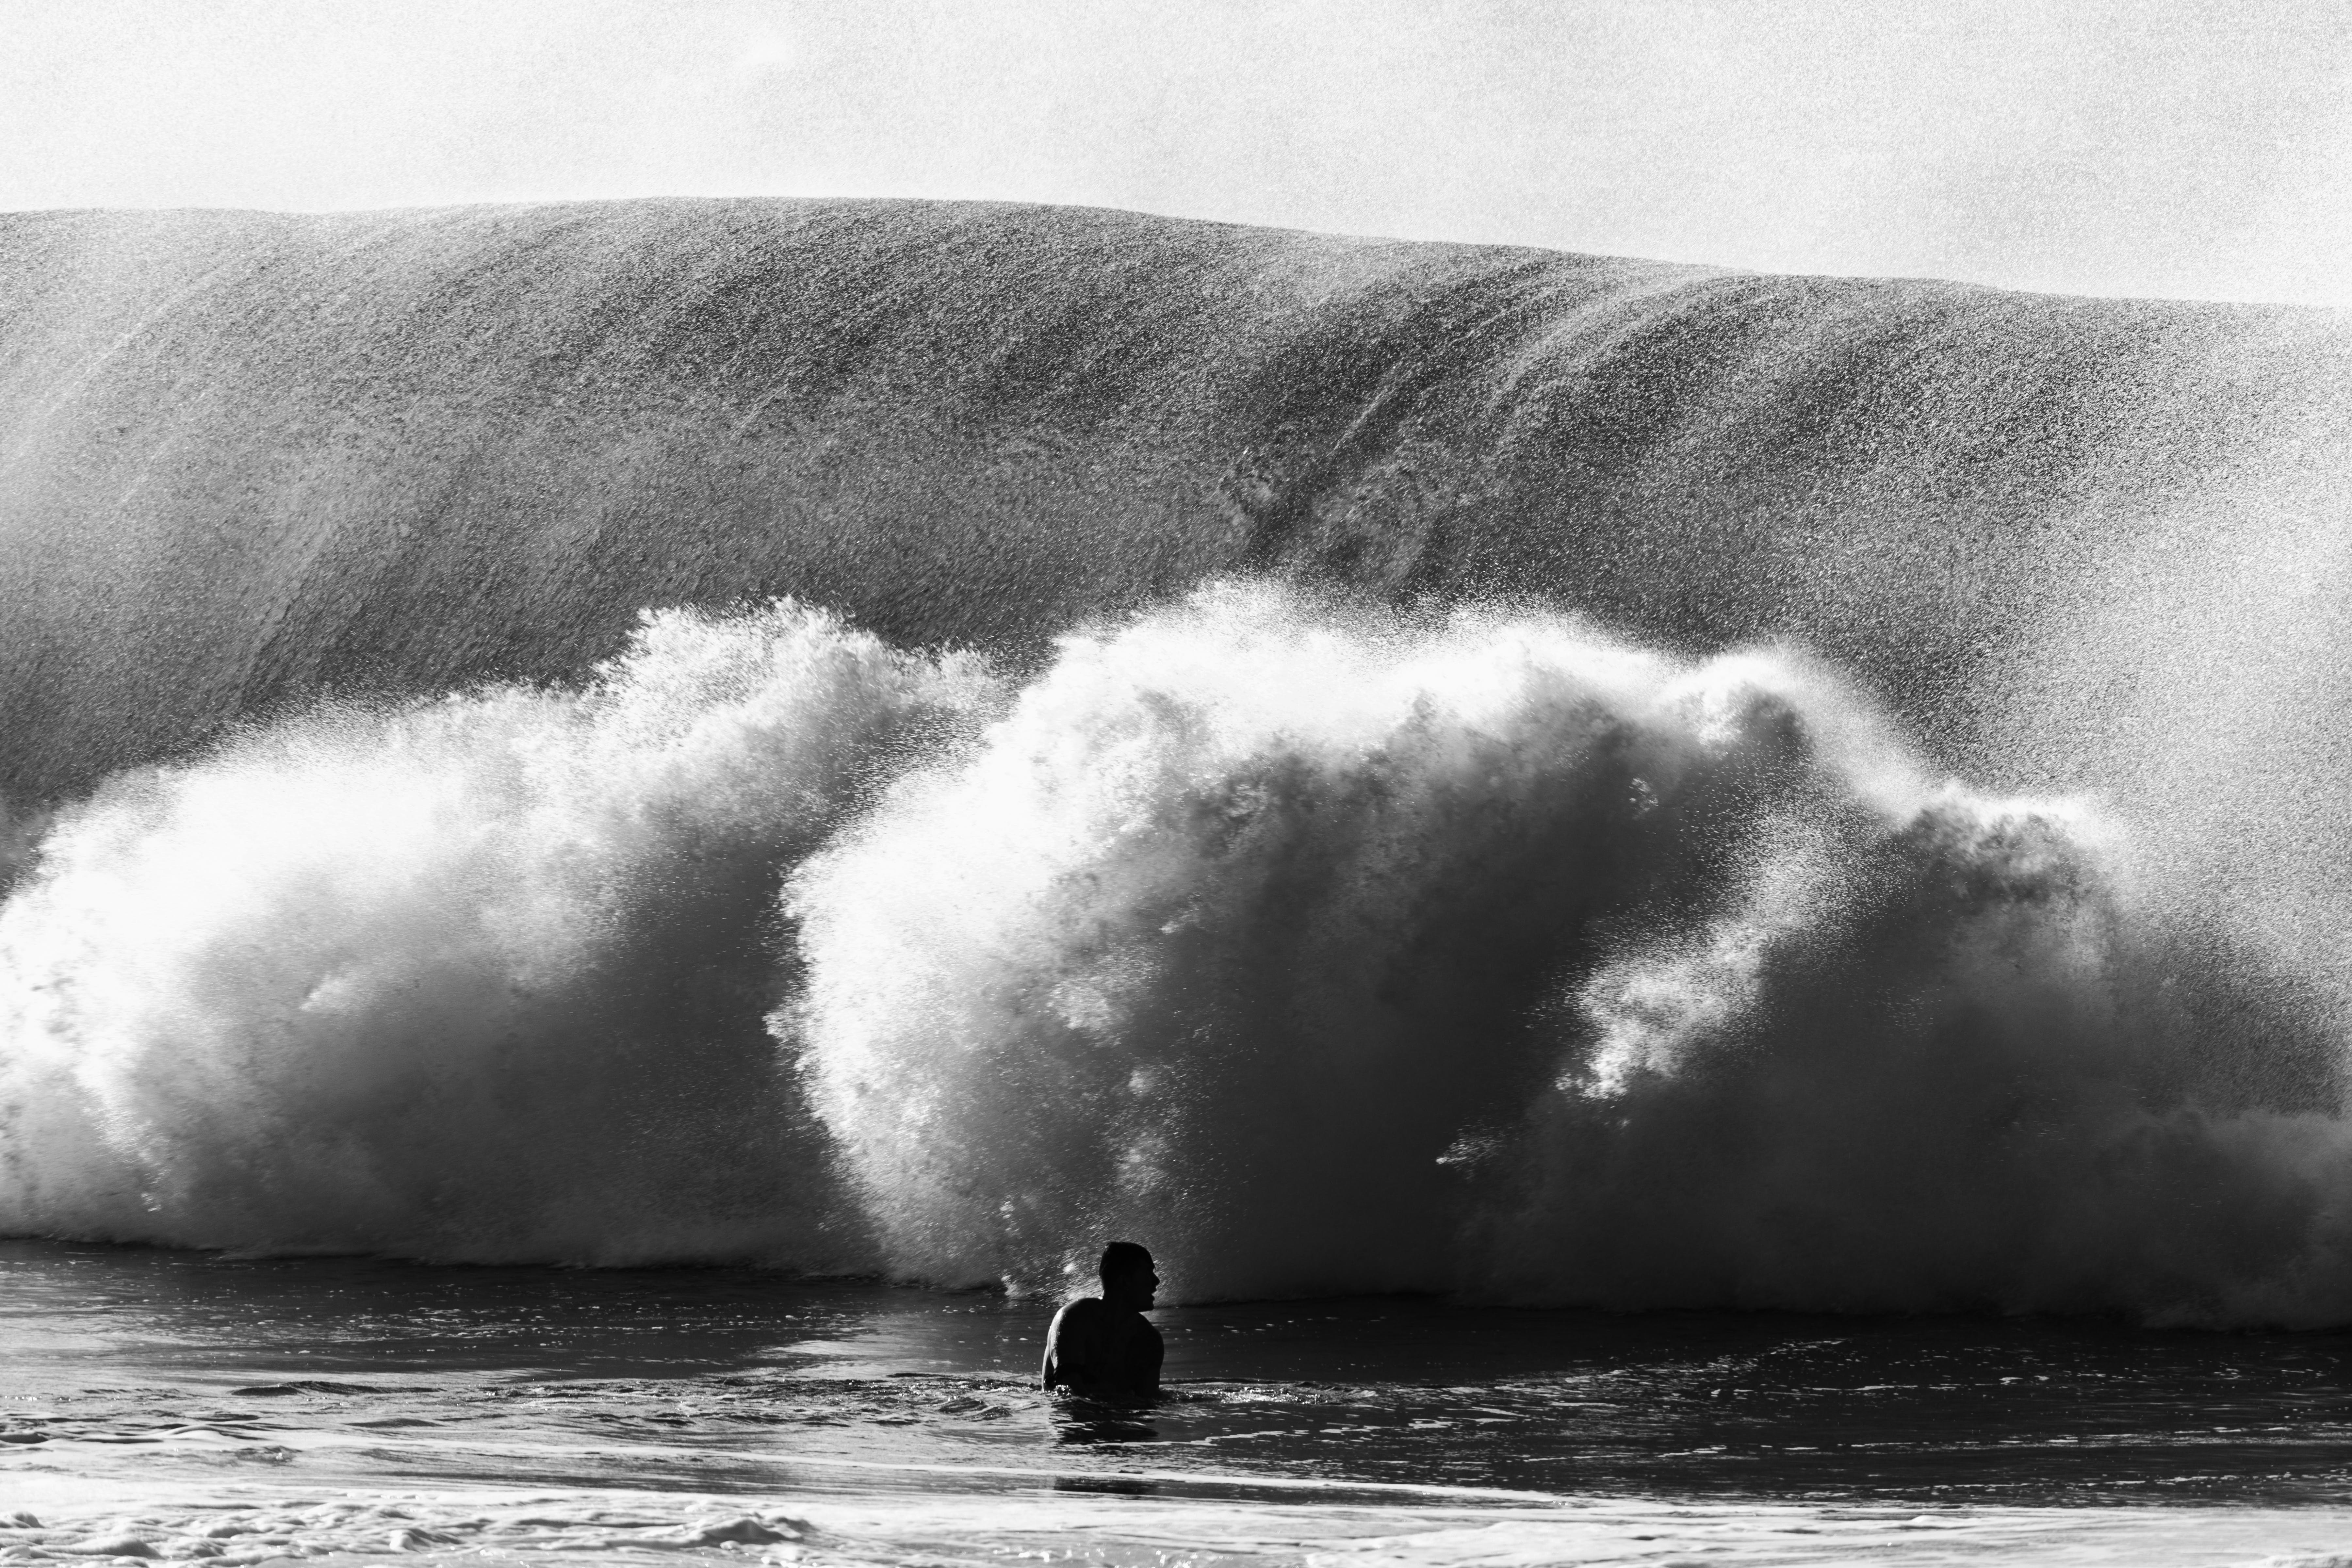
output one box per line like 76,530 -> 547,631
4,0 -> 2349,305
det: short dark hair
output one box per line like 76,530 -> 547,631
1099,1241 -> 1152,1281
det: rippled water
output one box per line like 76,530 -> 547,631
9,1241 -> 2352,1564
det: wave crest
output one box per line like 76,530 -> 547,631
2,582 -> 2347,1322
784,583 -> 2351,1320
0,600 -> 991,1263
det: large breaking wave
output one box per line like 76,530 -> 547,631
0,602 -> 993,1268
1,581 -> 2347,1325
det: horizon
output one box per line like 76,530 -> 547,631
5,0 -> 2348,309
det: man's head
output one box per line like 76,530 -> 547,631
1099,1241 -> 1158,1311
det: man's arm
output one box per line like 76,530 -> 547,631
1040,1301 -> 1098,1391
1040,1303 -> 1070,1389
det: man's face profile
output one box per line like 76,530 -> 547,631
1103,1250 -> 1158,1312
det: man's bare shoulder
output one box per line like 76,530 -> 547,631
1048,1298 -> 1113,1341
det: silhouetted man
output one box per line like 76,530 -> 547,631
1040,1241 -> 1162,1398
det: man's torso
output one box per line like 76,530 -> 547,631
1042,1298 -> 1162,1395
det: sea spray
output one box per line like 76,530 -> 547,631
1497,792 -> 2352,1323
782,584 -> 1939,1297
0,600 -> 995,1263
784,582 -> 2352,1320
3,582 -> 2351,1322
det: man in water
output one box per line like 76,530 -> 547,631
1040,1241 -> 1163,1398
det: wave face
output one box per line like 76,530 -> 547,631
8,198 -> 2352,1320
3,582 -> 2348,1324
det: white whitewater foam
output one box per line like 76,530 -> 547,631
2,581 -> 2351,1321
786,582 -> 2352,1320
7,1471 -> 2352,1568
0,599 -> 994,1265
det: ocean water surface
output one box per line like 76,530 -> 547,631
8,1241 -> 2352,1565
17,199 -> 2352,1564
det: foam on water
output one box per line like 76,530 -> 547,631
15,1480 -> 2352,1568
787,583 -> 2350,1319
0,600 -> 993,1265
2,581 -> 2350,1322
